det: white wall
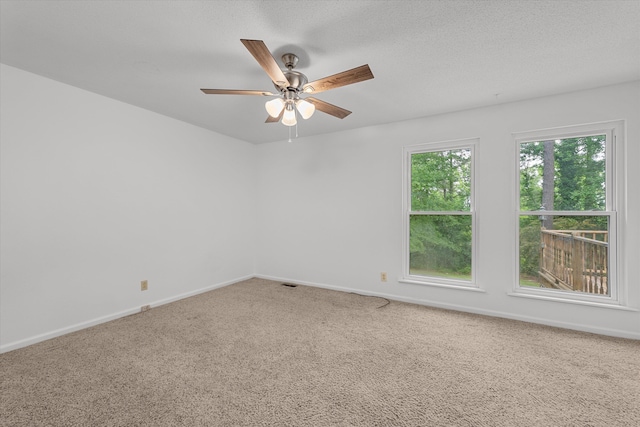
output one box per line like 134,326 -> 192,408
255,81 -> 640,339
0,64 -> 256,352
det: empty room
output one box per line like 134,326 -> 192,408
1,1 -> 639,426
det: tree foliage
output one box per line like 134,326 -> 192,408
520,136 -> 606,212
410,149 -> 471,278
412,150 -> 471,211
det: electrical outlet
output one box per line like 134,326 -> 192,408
381,272 -> 388,282
141,280 -> 148,291
141,305 -> 150,312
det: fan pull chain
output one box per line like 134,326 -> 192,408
287,125 -> 292,143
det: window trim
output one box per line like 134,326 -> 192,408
512,120 -> 626,306
402,138 -> 479,289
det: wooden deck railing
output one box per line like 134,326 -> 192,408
539,230 -> 608,295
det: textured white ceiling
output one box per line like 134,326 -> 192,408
1,0 -> 639,144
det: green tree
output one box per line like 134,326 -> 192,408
411,150 -> 471,211
555,136 -> 605,211
410,149 -> 472,278
519,141 -> 543,211
520,136 -> 605,212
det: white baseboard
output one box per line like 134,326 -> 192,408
0,275 -> 253,354
255,274 -> 640,340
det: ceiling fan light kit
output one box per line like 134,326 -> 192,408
264,86 -> 315,125
201,39 -> 374,137
296,99 -> 315,120
265,97 -> 285,118
282,103 -> 297,127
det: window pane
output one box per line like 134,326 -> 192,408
410,214 -> 472,281
411,149 -> 471,211
519,136 -> 606,211
519,215 -> 609,295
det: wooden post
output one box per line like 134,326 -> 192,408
572,233 -> 583,291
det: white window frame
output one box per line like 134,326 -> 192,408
512,120 -> 627,307
401,138 -> 479,290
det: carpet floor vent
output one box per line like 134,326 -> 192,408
281,283 -> 298,288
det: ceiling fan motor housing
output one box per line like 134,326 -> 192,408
280,70 -> 308,92
273,53 -> 308,94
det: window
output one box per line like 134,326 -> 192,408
402,139 -> 477,288
515,121 -> 624,304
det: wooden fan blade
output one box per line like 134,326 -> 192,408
240,39 -> 290,88
303,65 -> 373,94
306,97 -> 352,119
201,89 -> 276,96
265,110 -> 284,123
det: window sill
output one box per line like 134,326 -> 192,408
400,277 -> 486,292
507,290 -> 638,311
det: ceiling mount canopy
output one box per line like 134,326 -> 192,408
200,39 -> 374,131
281,53 -> 299,70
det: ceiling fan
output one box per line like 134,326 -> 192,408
201,39 -> 374,128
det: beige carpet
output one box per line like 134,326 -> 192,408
1,278 -> 638,426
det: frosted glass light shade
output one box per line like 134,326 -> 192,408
296,99 -> 315,119
265,98 -> 285,118
282,106 -> 297,126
